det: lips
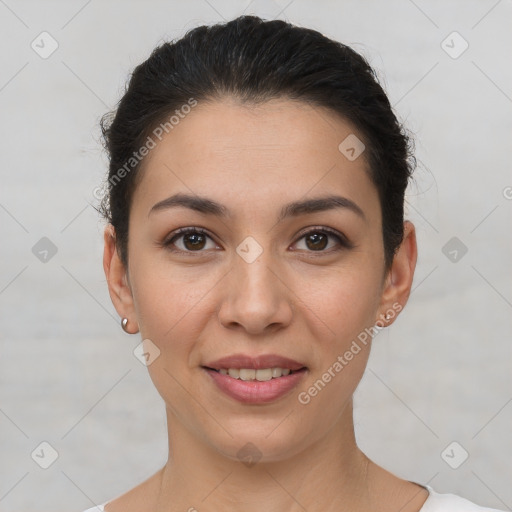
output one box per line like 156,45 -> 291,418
203,353 -> 307,371
202,353 -> 308,404
203,366 -> 308,404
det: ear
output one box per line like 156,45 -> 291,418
375,221 -> 417,327
103,224 -> 139,334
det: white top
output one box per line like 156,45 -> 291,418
82,484 -> 507,511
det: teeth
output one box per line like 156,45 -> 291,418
218,367 -> 293,380
239,369 -> 256,381
255,368 -> 273,381
227,368 -> 239,379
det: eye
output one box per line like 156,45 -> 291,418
162,226 -> 352,255
292,227 -> 352,253
163,227 -> 219,253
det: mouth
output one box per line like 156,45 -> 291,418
201,353 -> 308,403
201,354 -> 309,404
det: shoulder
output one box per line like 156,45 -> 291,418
80,467 -> 164,512
421,485 -> 506,512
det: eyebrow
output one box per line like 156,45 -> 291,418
149,193 -> 366,222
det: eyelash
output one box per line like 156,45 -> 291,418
162,226 -> 353,256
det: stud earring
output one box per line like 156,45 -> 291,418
121,317 -> 130,333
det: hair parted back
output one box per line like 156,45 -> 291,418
100,14 -> 415,271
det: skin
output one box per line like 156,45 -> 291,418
103,97 -> 425,512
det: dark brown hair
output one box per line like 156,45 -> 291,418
99,15 -> 415,271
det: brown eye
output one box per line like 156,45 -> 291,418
182,232 -> 206,250
304,232 -> 328,251
293,227 -> 351,253
164,228 -> 218,253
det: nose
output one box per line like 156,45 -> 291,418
217,250 -> 294,335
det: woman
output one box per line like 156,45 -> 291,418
85,15 -> 505,512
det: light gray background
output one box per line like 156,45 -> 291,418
0,1 -> 511,511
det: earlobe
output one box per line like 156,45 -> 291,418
103,224 -> 139,334
376,221 -> 417,326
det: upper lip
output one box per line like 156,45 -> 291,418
203,354 -> 307,371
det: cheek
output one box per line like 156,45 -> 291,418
310,280 -> 375,382
304,265 -> 382,340
128,259 -> 217,415
129,251 -> 218,340
294,274 -> 377,419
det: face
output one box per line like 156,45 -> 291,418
105,97 -> 416,463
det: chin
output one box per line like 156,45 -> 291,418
200,419 -> 311,465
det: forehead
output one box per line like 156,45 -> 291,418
131,98 -> 380,223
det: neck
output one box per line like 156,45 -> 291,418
154,398 -> 374,512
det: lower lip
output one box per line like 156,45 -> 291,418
203,367 -> 308,404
